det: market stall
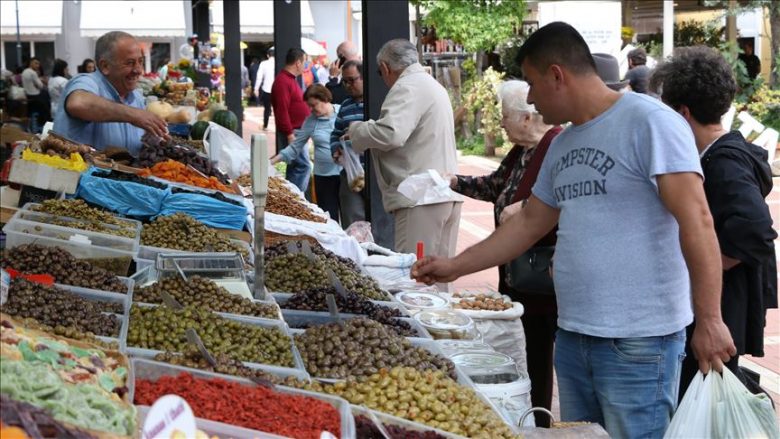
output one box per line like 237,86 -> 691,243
0,116 -> 608,438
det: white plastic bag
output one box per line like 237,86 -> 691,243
665,369 -> 780,439
397,169 -> 464,206
339,144 -> 364,192
204,122 -> 250,179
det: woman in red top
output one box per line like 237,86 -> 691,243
449,80 -> 562,427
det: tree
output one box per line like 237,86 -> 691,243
414,0 -> 526,71
771,2 -> 779,87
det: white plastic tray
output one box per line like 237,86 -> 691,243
129,358 -> 355,439
281,309 -> 431,339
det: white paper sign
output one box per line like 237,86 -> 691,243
538,1 -> 622,56
142,395 -> 197,439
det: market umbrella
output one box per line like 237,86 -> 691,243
301,37 -> 326,56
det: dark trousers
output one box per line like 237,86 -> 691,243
314,174 -> 340,221
521,310 -> 558,427
261,91 -> 272,129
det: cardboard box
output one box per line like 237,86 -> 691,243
8,159 -> 81,194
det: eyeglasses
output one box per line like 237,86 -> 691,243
342,76 -> 361,85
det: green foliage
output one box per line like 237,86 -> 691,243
462,67 -> 508,145
719,41 -> 765,103
414,0 -> 526,53
675,19 -> 725,47
746,85 -> 780,130
456,136 -> 486,156
498,35 -> 528,79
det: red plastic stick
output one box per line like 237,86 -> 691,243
416,241 -> 424,260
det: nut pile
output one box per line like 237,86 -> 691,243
354,415 -> 448,439
267,177 -> 326,223
36,136 -> 92,159
282,287 -> 417,337
93,169 -> 168,190
1,244 -> 127,293
4,279 -> 122,337
265,250 -> 388,300
136,143 -> 229,184
452,294 -> 512,311
133,275 -> 278,319
169,135 -> 205,152
141,213 -> 248,258
300,368 -> 516,438
294,318 -> 455,379
235,174 -> 252,187
127,305 -> 294,367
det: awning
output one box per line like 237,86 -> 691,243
1,0 -> 63,36
211,0 -> 315,36
80,1 -> 186,38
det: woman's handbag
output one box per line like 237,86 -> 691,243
502,127 -> 561,296
506,246 -> 555,294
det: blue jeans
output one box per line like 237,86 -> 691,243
282,139 -> 311,193
555,328 -> 686,439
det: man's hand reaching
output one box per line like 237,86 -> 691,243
411,256 -> 461,285
132,108 -> 169,141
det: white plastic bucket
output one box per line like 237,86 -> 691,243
476,377 -> 534,428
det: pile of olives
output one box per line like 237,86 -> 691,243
354,415 -> 448,439
127,305 -> 293,367
4,279 -> 122,337
133,276 -> 278,319
154,348 -> 294,385
8,316 -> 119,350
282,287 -> 417,337
294,318 -> 455,379
94,169 -> 168,190
265,249 -> 388,300
140,213 -> 248,258
1,244 -> 128,293
300,368 -> 516,438
32,199 -> 137,237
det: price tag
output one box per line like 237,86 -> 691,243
159,291 -> 184,311
142,395 -> 197,439
325,294 -> 344,326
0,269 -> 10,306
300,240 -> 316,262
326,269 -> 348,298
185,328 -> 217,368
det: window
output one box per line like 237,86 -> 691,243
4,41 -> 31,73
34,41 -> 55,76
151,43 -> 171,73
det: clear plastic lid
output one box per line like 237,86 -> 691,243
414,309 -> 473,330
396,291 -> 449,311
450,352 -> 521,384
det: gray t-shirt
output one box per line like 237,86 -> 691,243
532,93 -> 700,338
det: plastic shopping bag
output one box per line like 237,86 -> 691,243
339,142 -> 364,192
204,122 -> 250,179
665,369 -> 780,439
397,169 -> 464,206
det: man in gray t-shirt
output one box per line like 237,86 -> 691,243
412,22 -> 735,438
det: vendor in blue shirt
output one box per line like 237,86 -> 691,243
53,31 -> 169,157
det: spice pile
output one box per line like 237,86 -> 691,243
139,159 -> 229,192
2,244 -> 128,293
134,373 -> 341,439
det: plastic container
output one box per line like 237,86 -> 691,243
19,202 -> 142,244
414,309 -> 481,341
273,293 -> 410,317
129,358 -> 355,439
351,405 -> 468,439
156,252 -> 251,299
138,239 -> 253,265
436,339 -> 495,358
395,291 -> 450,314
124,304 -> 304,372
3,218 -> 137,276
136,405 -> 288,439
281,309 -> 431,339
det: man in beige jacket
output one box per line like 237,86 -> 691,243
348,39 -> 462,271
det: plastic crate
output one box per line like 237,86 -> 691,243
3,218 -> 137,276
138,239 -> 253,266
129,358 -> 355,439
351,405 -> 468,439
273,292 -> 410,317
54,275 -> 134,297
281,309 -> 431,339
20,202 -> 142,244
136,405 -> 288,439
124,303 -> 304,372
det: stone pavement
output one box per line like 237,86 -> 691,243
243,106 -> 779,414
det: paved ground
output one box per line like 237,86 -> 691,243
243,106 -> 779,415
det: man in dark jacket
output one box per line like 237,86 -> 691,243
325,41 -> 359,106
651,46 -> 778,398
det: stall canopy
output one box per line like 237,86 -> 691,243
0,0 -> 63,36
80,1 -> 186,38
211,0 -> 315,36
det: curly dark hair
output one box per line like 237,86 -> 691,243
649,46 -> 736,125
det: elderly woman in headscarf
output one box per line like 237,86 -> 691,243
448,80 -> 562,427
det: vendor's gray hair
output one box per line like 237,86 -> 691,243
376,39 -> 418,72
95,31 -> 135,64
499,80 -> 536,119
